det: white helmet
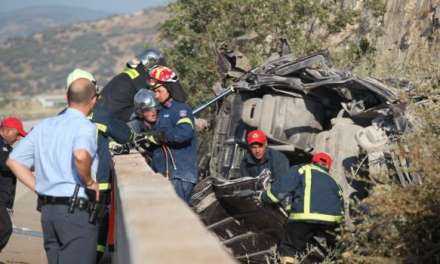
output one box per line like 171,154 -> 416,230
134,89 -> 158,114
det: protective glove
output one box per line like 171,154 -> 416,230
134,133 -> 151,146
151,131 -> 167,145
134,131 -> 167,146
109,141 -> 130,155
133,133 -> 152,153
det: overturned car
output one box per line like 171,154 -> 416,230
191,51 -> 418,263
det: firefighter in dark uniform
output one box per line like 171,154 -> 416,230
137,66 -> 197,204
0,117 -> 27,252
128,89 -> 159,134
240,129 -> 290,180
260,152 -> 344,264
66,69 -> 134,262
124,89 -> 159,164
100,48 -> 165,122
91,102 -> 134,262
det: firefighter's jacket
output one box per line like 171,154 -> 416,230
151,99 -> 198,184
262,164 -> 344,224
240,148 -> 290,180
100,64 -> 147,122
90,103 -> 133,191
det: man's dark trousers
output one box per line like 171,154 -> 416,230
41,204 -> 98,264
280,221 -> 337,258
171,179 -> 195,205
0,205 -> 12,251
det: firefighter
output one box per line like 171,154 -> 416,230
100,48 -> 165,122
91,102 -> 134,262
240,129 -> 290,180
259,152 -> 344,263
108,89 -> 159,156
125,89 -> 159,163
128,89 -> 159,134
137,66 -> 196,204
66,69 -> 134,262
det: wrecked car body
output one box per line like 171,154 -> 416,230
191,51 -> 418,263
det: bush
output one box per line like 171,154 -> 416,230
160,0 -> 361,106
338,101 -> 440,263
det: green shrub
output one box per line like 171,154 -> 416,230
160,0 -> 361,106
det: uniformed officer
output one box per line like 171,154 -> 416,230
65,69 -> 134,263
100,48 -> 165,122
140,66 -> 196,204
0,117 -> 27,252
260,152 -> 344,264
240,130 -> 290,180
7,70 -> 100,264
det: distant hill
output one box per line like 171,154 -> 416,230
0,7 -> 168,95
0,6 -> 110,41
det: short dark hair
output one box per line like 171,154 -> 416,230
67,79 -> 97,104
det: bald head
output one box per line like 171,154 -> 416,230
67,78 -> 97,105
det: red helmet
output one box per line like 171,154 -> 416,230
147,66 -> 178,89
147,66 -> 188,102
247,130 -> 267,145
312,152 -> 333,169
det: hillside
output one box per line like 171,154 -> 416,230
0,6 -> 109,41
0,7 -> 168,95
161,0 -> 439,105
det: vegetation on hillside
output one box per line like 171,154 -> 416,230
159,0 -> 386,106
0,7 -> 167,95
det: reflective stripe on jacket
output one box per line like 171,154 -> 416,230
262,164 -> 343,224
100,64 -> 148,122
90,104 -> 133,190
